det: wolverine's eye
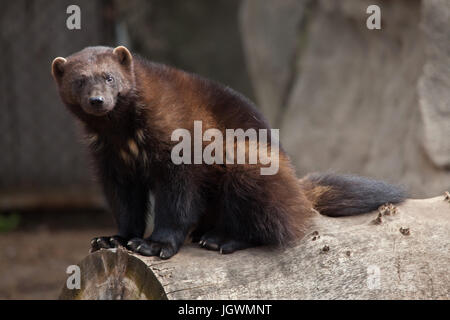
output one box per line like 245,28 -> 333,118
105,74 -> 114,83
74,78 -> 85,89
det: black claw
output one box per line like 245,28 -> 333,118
137,242 -> 160,256
219,244 -> 236,254
129,240 -> 178,259
96,237 -> 113,249
220,240 -> 252,254
199,231 -> 224,251
198,231 -> 252,254
127,237 -> 144,251
159,246 -> 176,259
109,236 -> 127,248
204,241 -> 220,251
90,235 -> 129,253
90,238 -> 100,252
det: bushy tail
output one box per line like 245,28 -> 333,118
299,172 -> 407,217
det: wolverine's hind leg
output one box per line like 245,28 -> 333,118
198,172 -> 265,254
198,164 -> 312,254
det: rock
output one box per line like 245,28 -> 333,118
240,0 -> 450,197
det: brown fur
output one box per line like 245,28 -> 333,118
51,46 -> 405,258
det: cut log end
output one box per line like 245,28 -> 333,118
60,248 -> 167,300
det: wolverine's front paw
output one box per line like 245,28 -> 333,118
127,238 -> 178,259
90,235 -> 127,252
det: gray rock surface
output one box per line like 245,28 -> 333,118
240,0 -> 450,197
418,0 -> 450,168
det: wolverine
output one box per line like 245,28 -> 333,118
51,46 -> 405,259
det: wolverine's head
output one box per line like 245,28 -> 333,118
51,46 -> 134,117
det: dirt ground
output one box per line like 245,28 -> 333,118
0,209 -> 115,299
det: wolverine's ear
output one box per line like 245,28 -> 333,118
51,57 -> 67,81
113,46 -> 132,66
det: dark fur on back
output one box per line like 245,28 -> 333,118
300,173 -> 407,217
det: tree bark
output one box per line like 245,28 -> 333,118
60,195 -> 450,300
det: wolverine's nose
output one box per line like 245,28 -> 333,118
89,96 -> 104,107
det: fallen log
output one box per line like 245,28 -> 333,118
60,195 -> 450,300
